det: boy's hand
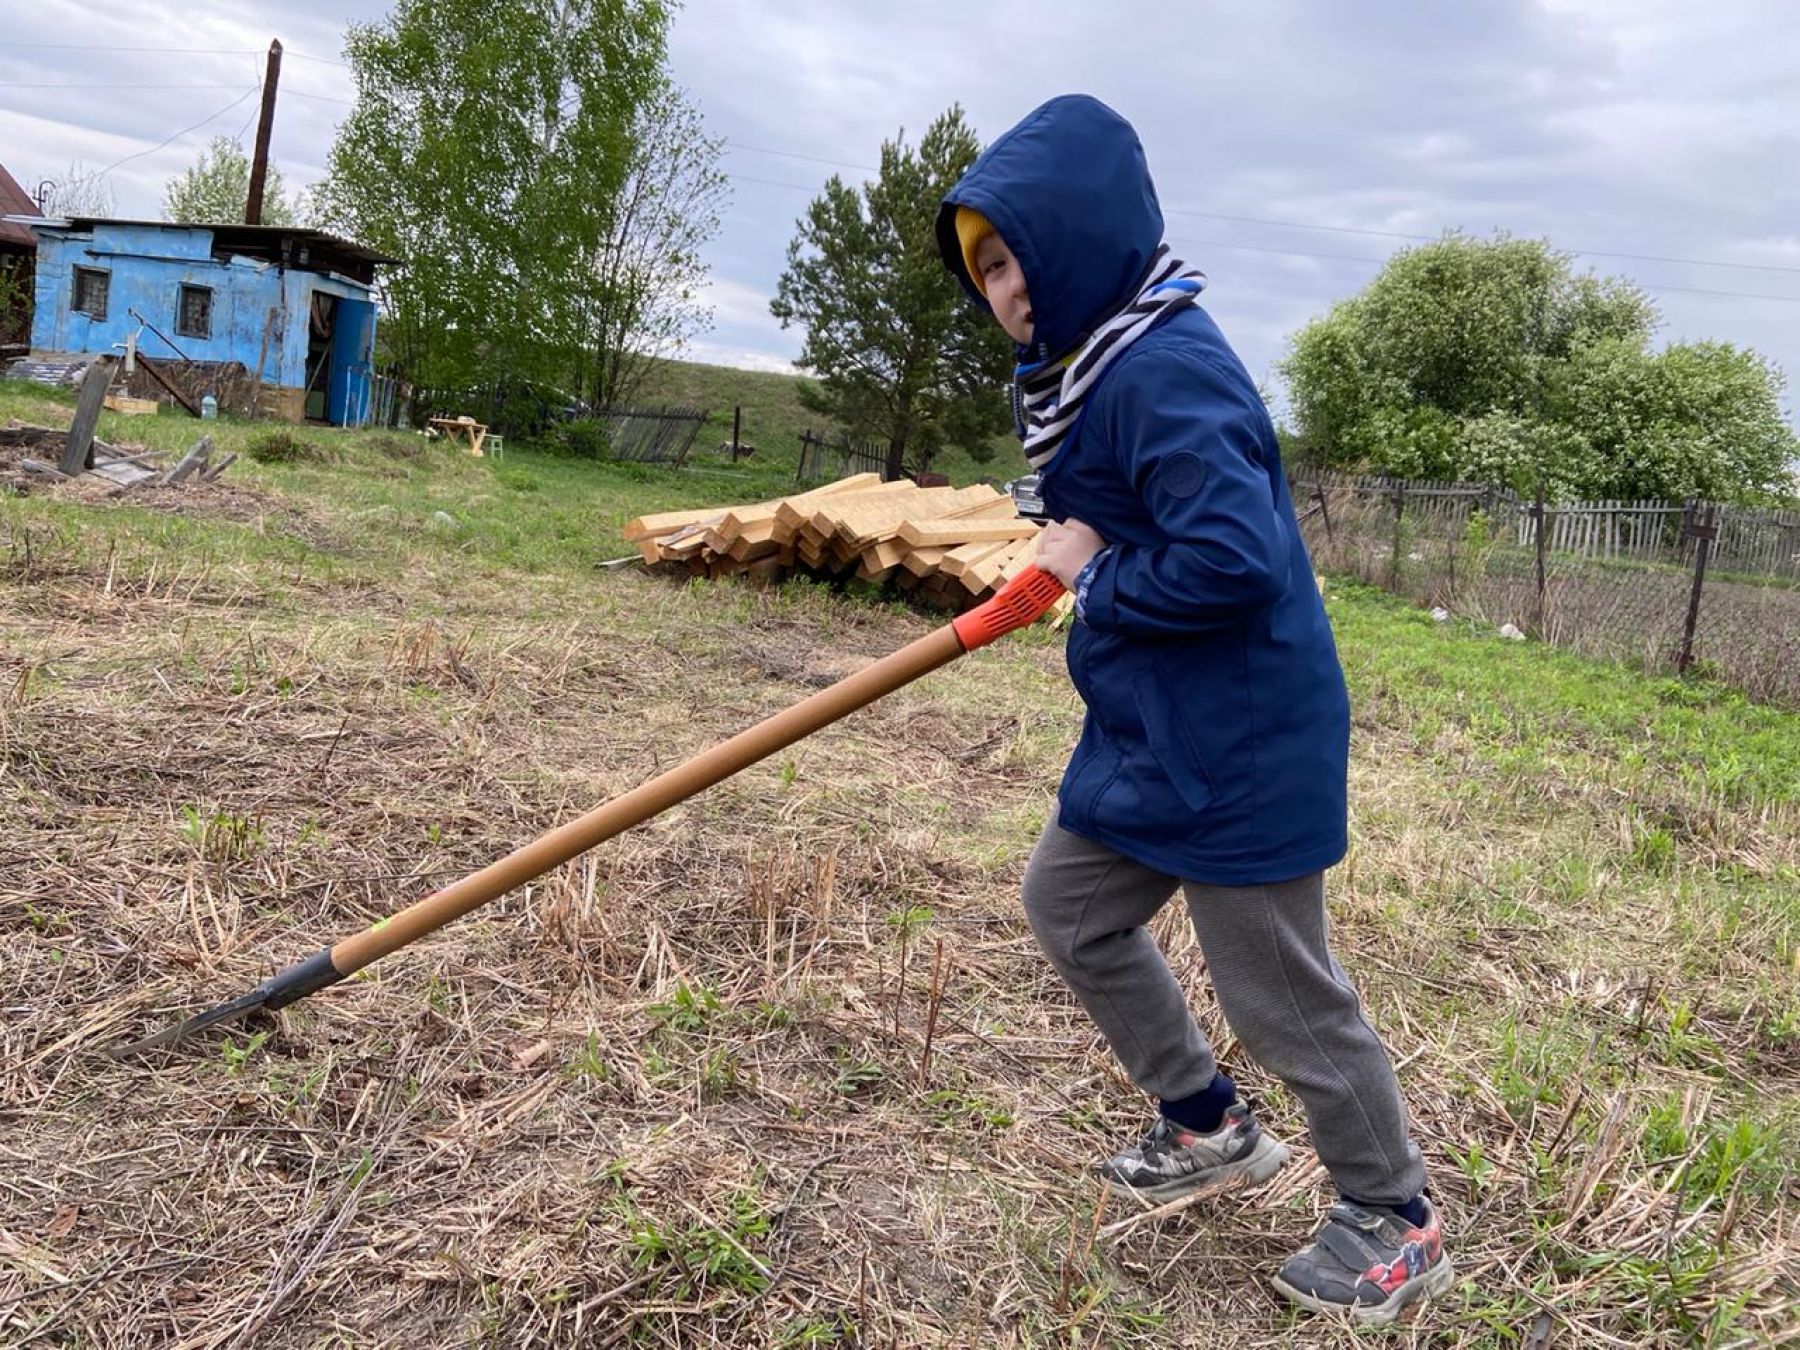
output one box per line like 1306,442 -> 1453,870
1036,518 -> 1107,588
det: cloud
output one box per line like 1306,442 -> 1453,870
0,0 -> 366,215
4,0 -> 1793,422
701,275 -> 781,331
682,341 -> 800,376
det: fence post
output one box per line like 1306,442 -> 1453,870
1388,482 -> 1406,588
1676,505 -> 1717,675
1532,482 -> 1548,636
1315,483 -> 1334,546
730,405 -> 742,460
1445,510 -> 1457,600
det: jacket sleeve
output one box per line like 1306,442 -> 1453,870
1075,342 -> 1289,637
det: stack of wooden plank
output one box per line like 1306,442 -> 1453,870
624,474 -> 1070,618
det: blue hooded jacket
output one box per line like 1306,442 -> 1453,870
938,95 -> 1350,884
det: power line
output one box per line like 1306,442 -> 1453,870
1162,205 -> 1800,277
1633,282 -> 1800,304
1190,237 -> 1386,267
92,84 -> 261,178
0,80 -> 351,106
8,64 -> 1794,294
1146,237 -> 1799,303
727,140 -> 876,173
721,173 -> 1800,303
725,171 -> 824,193
0,42 -> 263,54
282,50 -> 350,69
724,138 -> 1800,280
0,82 -> 255,90
232,83 -> 265,142
0,39 -> 348,67
282,87 -> 356,107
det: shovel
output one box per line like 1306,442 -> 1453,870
114,566 -> 1065,1056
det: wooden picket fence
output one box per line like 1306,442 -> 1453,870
596,405 -> 709,466
797,429 -> 899,483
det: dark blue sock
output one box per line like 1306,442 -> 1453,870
1347,1192 -> 1431,1226
1158,1072 -> 1236,1134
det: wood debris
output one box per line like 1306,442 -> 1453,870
1,420 -> 235,493
624,474 -> 1075,621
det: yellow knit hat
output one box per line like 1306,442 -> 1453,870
954,206 -> 996,295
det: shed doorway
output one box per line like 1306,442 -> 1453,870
303,292 -> 338,422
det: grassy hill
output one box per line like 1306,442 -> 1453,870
633,357 -> 819,463
635,355 -> 1030,485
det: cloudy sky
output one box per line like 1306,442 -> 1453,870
2,0 -> 1797,420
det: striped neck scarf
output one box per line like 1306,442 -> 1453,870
1013,245 -> 1208,471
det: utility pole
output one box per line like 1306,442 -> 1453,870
245,39 -> 283,225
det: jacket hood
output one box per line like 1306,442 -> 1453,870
937,94 -> 1164,361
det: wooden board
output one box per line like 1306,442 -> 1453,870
897,516 -> 1039,549
713,472 -> 882,547
87,459 -> 159,487
899,546 -> 949,578
825,485 -> 996,548
623,505 -> 727,541
994,539 -> 1041,584
61,358 -> 115,475
661,529 -> 712,559
809,485 -> 943,540
726,536 -> 783,564
963,537 -> 1036,593
777,480 -> 919,536
103,395 -> 159,416
938,538 -> 1011,579
622,473 -> 1061,628
935,490 -> 1012,519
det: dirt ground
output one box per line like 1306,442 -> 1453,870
3,471 -> 1796,1348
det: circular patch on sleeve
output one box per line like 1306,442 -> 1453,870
1156,452 -> 1207,500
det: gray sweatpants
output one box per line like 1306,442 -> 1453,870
1022,815 -> 1426,1205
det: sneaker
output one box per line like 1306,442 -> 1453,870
1271,1198 -> 1454,1325
1097,1102 -> 1291,1202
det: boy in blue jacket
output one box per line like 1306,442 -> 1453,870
937,95 -> 1452,1324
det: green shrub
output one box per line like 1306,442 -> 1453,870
245,429 -> 335,464
370,434 -> 427,462
556,419 -> 612,460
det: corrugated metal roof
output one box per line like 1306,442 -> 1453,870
36,217 -> 401,268
0,162 -> 42,250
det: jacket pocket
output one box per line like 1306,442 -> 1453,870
1061,739 -> 1123,831
1131,660 -> 1218,814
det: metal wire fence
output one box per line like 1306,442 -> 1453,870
1293,473 -> 1800,707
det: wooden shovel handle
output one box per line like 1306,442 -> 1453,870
331,624 -> 964,972
318,566 -> 1064,979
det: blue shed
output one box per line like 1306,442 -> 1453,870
14,216 -> 397,426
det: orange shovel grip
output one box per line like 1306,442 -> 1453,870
952,565 -> 1066,651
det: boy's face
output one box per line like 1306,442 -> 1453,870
975,232 -> 1034,346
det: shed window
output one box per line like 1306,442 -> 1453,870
73,266 -> 109,320
176,284 -> 213,340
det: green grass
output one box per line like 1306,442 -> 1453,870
1331,580 -> 1800,808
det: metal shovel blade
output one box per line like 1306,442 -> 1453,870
108,987 -> 270,1058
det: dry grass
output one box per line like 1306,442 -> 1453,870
2,446 -> 1798,1347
